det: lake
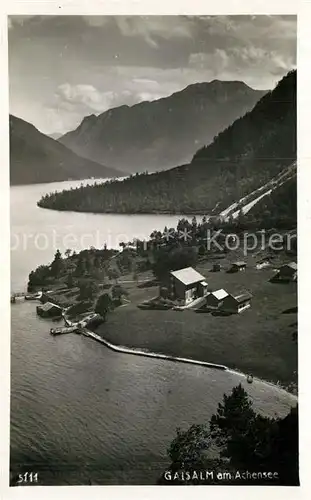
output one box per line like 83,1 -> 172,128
10,179 -> 296,485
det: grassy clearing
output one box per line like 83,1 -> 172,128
96,262 -> 297,387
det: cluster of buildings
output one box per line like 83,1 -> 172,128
205,289 -> 252,314
161,259 -> 297,313
163,266 -> 252,314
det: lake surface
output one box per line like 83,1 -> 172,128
10,179 -> 297,485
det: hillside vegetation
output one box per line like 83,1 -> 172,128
38,71 -> 296,222
248,174 -> 296,227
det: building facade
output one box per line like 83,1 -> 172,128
220,292 -> 252,313
230,261 -> 247,272
277,262 -> 297,282
166,267 -> 208,305
205,289 -> 229,309
37,301 -> 63,318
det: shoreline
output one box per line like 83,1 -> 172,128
36,203 -> 211,216
11,298 -> 297,398
80,326 -> 228,371
63,313 -> 297,399
86,325 -> 297,399
88,325 -> 297,398
25,231 -> 297,397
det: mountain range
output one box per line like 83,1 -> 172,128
59,81 -> 266,174
10,115 -> 123,185
37,70 -> 296,226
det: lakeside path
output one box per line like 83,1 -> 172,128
64,313 -> 228,371
64,313 -> 297,402
81,327 -> 297,401
79,326 -> 228,371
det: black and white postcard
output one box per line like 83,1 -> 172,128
1,1 -> 310,499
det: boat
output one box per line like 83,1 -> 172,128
50,326 -> 77,335
11,294 -> 25,303
25,292 -> 42,301
247,374 -> 254,384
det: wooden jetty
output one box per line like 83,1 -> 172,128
11,291 -> 42,303
50,325 -> 78,336
25,291 -> 43,301
10,292 -> 26,304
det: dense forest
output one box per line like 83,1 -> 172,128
193,70 -> 296,163
38,70 -> 296,222
249,175 -> 297,228
160,384 -> 298,486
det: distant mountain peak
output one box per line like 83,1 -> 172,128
82,113 -> 97,122
182,79 -> 255,94
59,80 -> 266,174
80,113 -> 98,127
210,79 -> 249,87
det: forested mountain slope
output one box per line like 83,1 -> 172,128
38,70 -> 296,220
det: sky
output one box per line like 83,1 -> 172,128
8,15 -> 297,135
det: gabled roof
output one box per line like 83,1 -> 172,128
233,292 -> 253,303
170,267 -> 206,286
281,262 -> 297,270
257,259 -> 271,264
211,289 -> 229,300
39,301 -> 62,311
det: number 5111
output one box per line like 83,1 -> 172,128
17,472 -> 39,484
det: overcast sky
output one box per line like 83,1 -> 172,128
8,15 -> 296,135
